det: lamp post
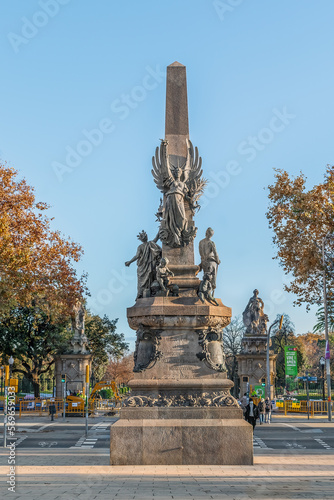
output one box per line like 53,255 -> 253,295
322,235 -> 332,422
320,356 -> 325,401
0,367 -> 3,397
266,315 -> 284,400
8,356 -> 14,380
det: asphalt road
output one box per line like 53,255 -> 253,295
0,416 -> 333,452
254,421 -> 334,451
0,418 -> 117,450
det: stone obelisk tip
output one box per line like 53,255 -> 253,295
165,62 -> 189,157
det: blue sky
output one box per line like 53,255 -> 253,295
1,1 -> 334,349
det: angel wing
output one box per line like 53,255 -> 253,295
182,139 -> 203,185
151,140 -> 174,193
182,139 -> 207,213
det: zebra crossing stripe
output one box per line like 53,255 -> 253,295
69,422 -> 110,448
13,436 -> 27,447
253,437 -> 272,450
314,438 -> 332,449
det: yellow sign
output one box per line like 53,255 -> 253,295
9,378 -> 19,392
291,402 -> 301,409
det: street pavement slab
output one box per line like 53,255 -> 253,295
1,414 -> 334,498
1,455 -> 334,499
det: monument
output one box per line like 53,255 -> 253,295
55,301 -> 91,397
237,290 -> 277,399
110,62 -> 253,465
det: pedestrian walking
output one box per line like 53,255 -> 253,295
258,398 -> 265,424
244,398 -> 259,430
240,392 -> 248,415
49,403 -> 56,421
265,397 -> 273,423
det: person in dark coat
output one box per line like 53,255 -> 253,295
258,398 -> 265,424
244,398 -> 259,430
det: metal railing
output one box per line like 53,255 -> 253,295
17,397 -> 121,417
91,399 -> 121,411
18,398 -> 63,417
276,400 -> 334,416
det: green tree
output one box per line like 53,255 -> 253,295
85,312 -> 129,382
270,314 -> 306,380
313,297 -> 334,334
312,300 -> 334,375
0,305 -> 70,397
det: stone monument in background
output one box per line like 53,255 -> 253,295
110,62 -> 253,465
237,290 -> 277,399
55,301 -> 91,397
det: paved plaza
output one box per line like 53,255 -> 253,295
0,415 -> 333,499
0,454 -> 333,499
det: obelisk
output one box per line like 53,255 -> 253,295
165,61 -> 189,158
110,62 -> 253,466
162,62 -> 199,292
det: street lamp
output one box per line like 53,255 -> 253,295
320,356 -> 326,401
8,356 -> 14,379
266,315 -> 284,400
322,234 -> 332,422
289,216 -> 333,420
0,366 -> 4,396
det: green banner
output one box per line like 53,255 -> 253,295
284,346 -> 298,377
253,385 -> 265,398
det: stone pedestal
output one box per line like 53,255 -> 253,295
110,296 -> 253,465
237,335 -> 277,400
55,354 -> 91,398
111,417 -> 252,466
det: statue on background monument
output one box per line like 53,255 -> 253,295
125,231 -> 162,299
198,227 -> 221,293
242,289 -> 268,335
70,300 -> 90,354
72,300 -> 85,334
152,139 -> 206,247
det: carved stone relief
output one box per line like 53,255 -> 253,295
133,325 -> 162,372
123,390 -> 238,408
196,327 -> 226,372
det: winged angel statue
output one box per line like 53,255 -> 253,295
152,139 -> 206,247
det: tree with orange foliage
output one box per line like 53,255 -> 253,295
104,353 -> 134,385
267,167 -> 334,309
295,332 -> 325,376
0,162 -> 87,315
0,162 -> 88,395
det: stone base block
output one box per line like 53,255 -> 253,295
121,406 -> 243,419
110,418 -> 253,465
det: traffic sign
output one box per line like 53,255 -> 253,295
297,376 -> 317,382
